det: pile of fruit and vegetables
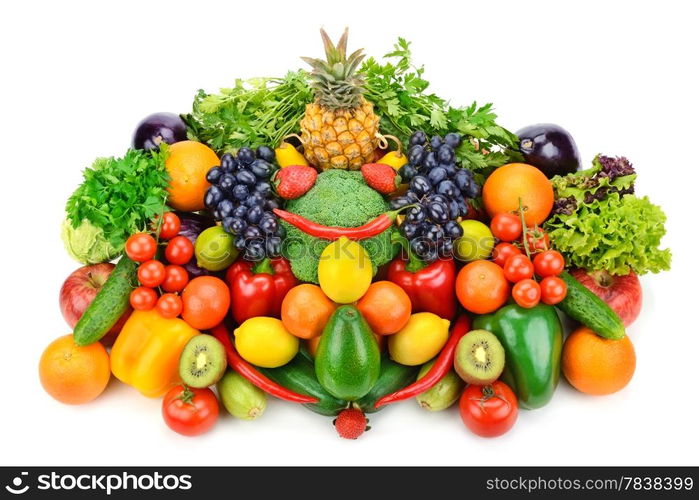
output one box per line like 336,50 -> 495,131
41,30 -> 671,439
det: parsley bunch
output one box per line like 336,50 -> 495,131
183,71 -> 313,153
361,38 -> 522,171
65,146 -> 170,251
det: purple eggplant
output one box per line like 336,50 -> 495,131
132,112 -> 187,151
516,123 -> 581,178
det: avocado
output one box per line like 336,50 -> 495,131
315,305 -> 381,401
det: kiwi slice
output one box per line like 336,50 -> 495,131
454,330 -> 505,385
179,335 -> 227,388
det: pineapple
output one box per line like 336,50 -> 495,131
300,28 -> 380,170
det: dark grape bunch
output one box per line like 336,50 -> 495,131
204,146 -> 284,261
391,131 -> 480,263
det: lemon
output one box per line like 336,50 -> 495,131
454,220 -> 494,261
318,236 -> 372,303
388,313 -> 450,366
195,226 -> 238,271
234,317 -> 299,368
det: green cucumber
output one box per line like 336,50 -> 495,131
557,271 -> 626,340
73,256 -> 136,346
258,354 -> 347,417
354,357 -> 419,413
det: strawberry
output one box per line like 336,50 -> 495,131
333,408 -> 369,440
361,163 -> 401,195
274,165 -> 317,200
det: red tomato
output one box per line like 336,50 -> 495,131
154,212 -> 181,240
490,213 -> 522,242
130,286 -> 158,311
125,233 -> 157,263
523,228 -> 550,255
540,276 -> 568,305
156,293 -> 183,319
503,254 -> 534,283
533,250 -> 565,277
165,236 -> 194,265
162,265 -> 189,293
512,278 -> 541,308
137,260 -> 166,288
492,243 -> 521,267
162,385 -> 219,436
459,381 -> 518,438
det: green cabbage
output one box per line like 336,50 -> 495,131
61,219 -> 119,265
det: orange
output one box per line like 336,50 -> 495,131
456,260 -> 510,314
281,284 -> 336,339
165,141 -> 219,211
39,334 -> 111,405
356,281 -> 411,335
181,276 -> 230,330
306,331 -> 385,357
482,163 -> 554,226
562,327 -> 636,395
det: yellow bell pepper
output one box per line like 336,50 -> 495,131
110,310 -> 199,397
275,141 -> 309,167
377,150 -> 408,171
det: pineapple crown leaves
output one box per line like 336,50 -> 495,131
302,28 -> 366,110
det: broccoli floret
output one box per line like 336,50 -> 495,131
281,170 -> 399,283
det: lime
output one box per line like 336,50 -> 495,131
454,220 -> 494,261
194,226 -> 238,271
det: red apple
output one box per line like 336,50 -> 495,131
569,269 -> 642,327
59,263 -> 132,346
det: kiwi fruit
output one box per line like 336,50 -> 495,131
179,334 -> 227,388
454,330 -> 505,385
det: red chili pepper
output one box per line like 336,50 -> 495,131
272,208 -> 404,240
387,255 -> 457,320
210,323 -> 318,404
225,257 -> 298,325
374,315 -> 471,408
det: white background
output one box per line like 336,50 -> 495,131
1,0 -> 697,466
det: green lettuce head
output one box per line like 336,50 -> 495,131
61,218 -> 119,264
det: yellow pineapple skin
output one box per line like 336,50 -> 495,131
299,97 -> 380,170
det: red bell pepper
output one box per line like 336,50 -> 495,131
226,257 -> 298,324
387,255 -> 457,320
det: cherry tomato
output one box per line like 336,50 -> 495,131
162,265 -> 189,293
156,293 -> 183,319
503,254 -> 534,283
137,260 -> 166,288
154,212 -> 181,240
165,236 -> 194,265
523,228 -> 550,255
125,233 -> 157,263
162,385 -> 219,436
540,276 -> 568,305
129,286 -> 158,311
492,243 -> 522,267
533,250 -> 565,277
459,381 -> 518,438
490,213 -> 522,242
512,278 -> 541,308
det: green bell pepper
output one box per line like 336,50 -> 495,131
473,304 -> 562,410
